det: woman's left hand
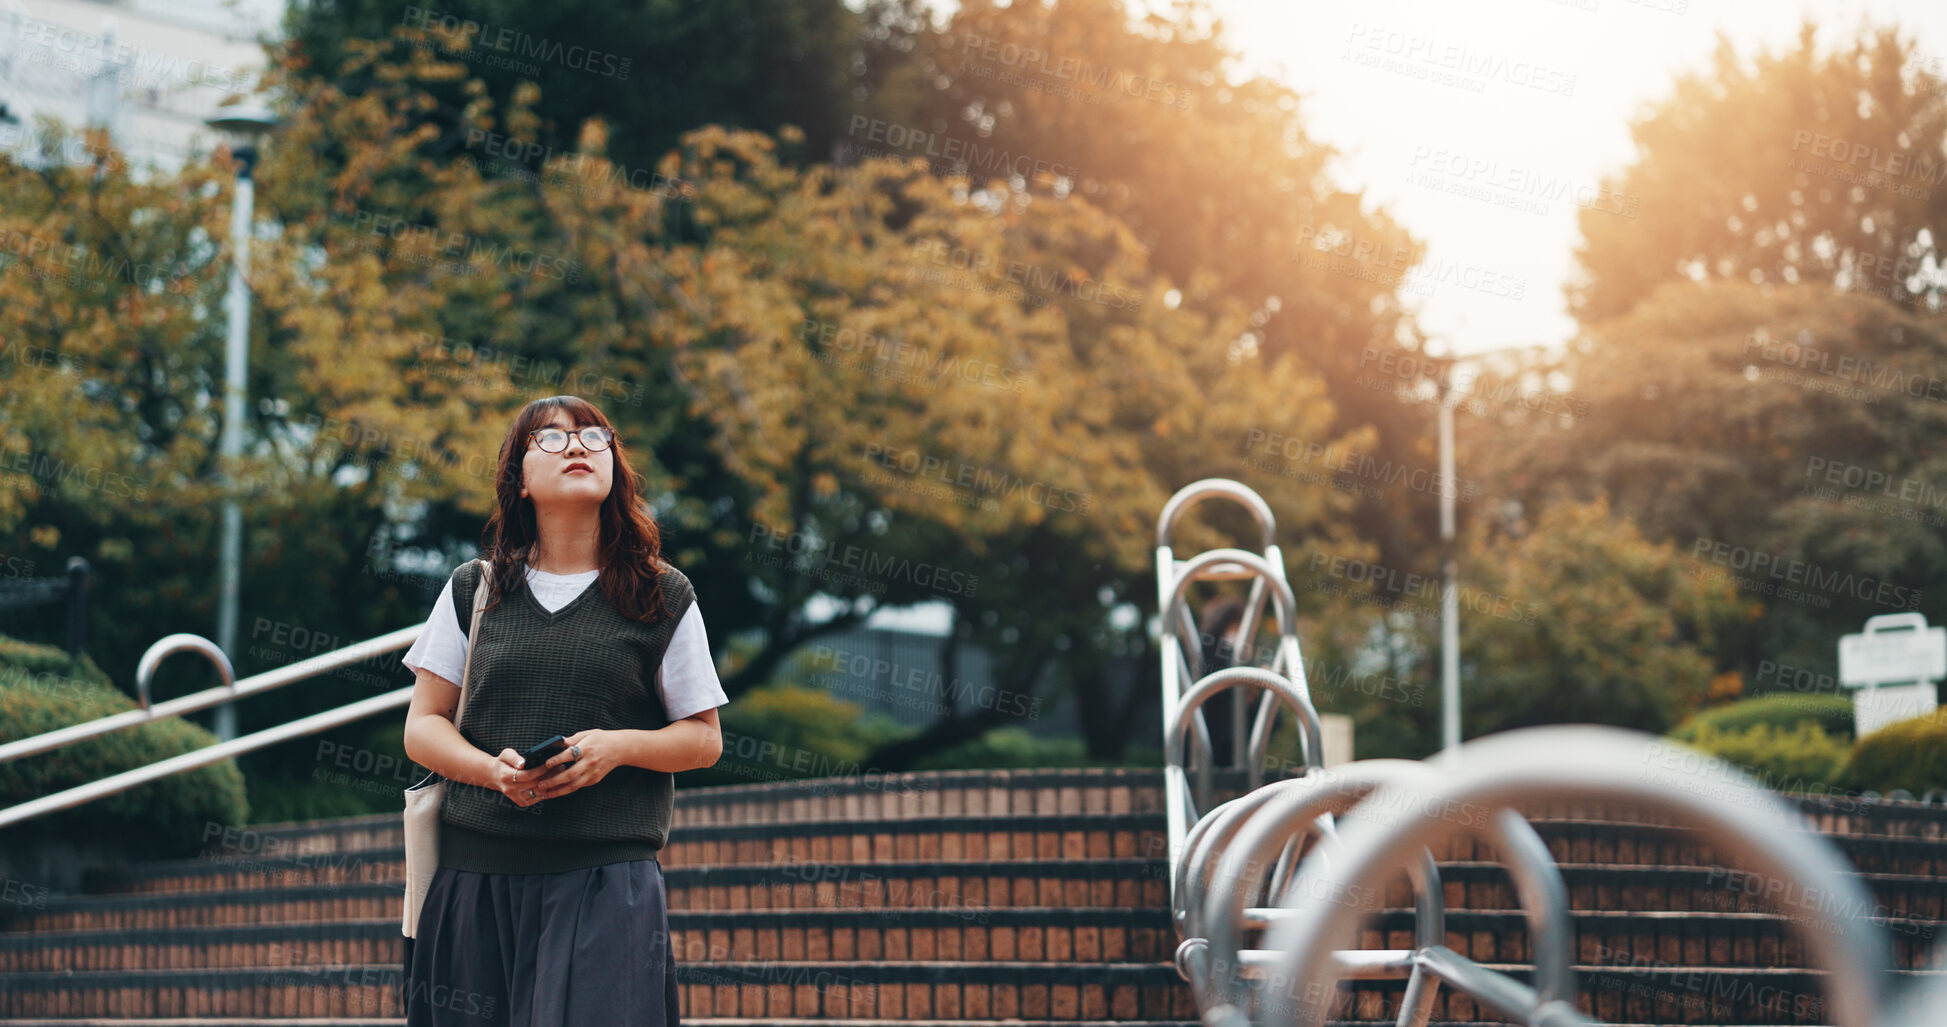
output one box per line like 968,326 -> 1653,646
519,729 -> 619,801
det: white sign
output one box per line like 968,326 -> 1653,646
1853,682 -> 1939,739
1839,614 -> 1946,687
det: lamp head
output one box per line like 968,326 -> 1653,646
204,104 -> 277,176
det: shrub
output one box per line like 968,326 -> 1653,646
0,634 -> 248,857
1676,721 -> 1850,791
1840,710 -> 1947,796
684,683 -> 911,788
914,728 -> 1087,770
1669,692 -> 1856,743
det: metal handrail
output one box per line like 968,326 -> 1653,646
0,627 -> 420,765
0,625 -> 424,829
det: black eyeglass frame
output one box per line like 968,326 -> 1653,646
527,426 -> 617,453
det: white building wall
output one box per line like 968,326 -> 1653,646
0,0 -> 278,172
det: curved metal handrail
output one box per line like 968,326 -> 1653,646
0,626 -> 419,765
0,625 -> 427,830
135,632 -> 236,711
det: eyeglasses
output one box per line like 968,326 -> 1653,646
528,426 -> 616,453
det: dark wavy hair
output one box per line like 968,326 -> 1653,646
475,396 -> 670,623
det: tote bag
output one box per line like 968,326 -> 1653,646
402,558 -> 492,938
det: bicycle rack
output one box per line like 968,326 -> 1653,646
1158,480 -> 1922,1027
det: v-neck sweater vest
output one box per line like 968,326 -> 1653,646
436,558 -> 696,875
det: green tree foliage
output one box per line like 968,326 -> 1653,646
1431,16 -> 1947,747
2,5 -> 1384,779
281,0 -> 884,173
0,125 -> 234,662
597,125 -> 1369,763
1471,280 -> 1947,677
1448,497 -> 1754,737
1570,20 -> 1947,323
896,0 -> 1438,569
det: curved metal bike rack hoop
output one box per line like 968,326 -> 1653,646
1262,726 -> 1897,1027
1164,665 -> 1326,897
1192,760 -> 1450,1025
1157,478 -> 1278,553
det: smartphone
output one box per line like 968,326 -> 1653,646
520,734 -> 573,773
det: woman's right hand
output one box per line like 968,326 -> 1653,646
487,748 -> 542,807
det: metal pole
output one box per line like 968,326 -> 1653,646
1438,380 -> 1459,754
64,555 -> 88,657
214,147 -> 256,743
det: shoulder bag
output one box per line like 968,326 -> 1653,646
402,557 -> 492,938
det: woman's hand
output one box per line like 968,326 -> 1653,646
487,748 -> 543,808
517,729 -> 621,801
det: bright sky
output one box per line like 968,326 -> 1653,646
1205,0 -> 1947,357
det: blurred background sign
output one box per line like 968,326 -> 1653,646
1840,613 -> 1946,737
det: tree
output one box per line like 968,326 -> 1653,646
1451,497 -> 1754,737
1468,279 -> 1947,681
893,0 -> 1440,575
560,125 -> 1373,762
1570,19 -> 1947,324
281,0 -> 897,175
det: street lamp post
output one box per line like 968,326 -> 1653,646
1438,372 -> 1462,754
205,104 -> 277,743
1429,344 -> 1551,755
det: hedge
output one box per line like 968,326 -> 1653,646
1841,710 -> 1947,796
0,633 -> 248,857
1677,721 -> 1850,791
1669,692 -> 1856,743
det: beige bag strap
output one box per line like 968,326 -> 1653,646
451,558 -> 493,734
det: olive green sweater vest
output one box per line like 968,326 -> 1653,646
435,557 -> 696,875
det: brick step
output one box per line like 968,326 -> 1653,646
0,1021 -> 1815,1027
0,860 -> 1170,933
214,767 -> 1188,852
1427,861 -> 1947,921
126,814 -> 1171,898
13,857 -> 1947,940
0,1021 -> 1209,1027
1444,817 -> 1947,877
1334,967 -> 1943,1026
125,817 -> 1947,912
1350,908 -> 1942,971
0,1023 -> 1203,1027
0,908 -> 1177,973
0,960 -> 1190,1021
8,956 -> 1932,1022
10,904 -> 1934,977
223,770 -> 1947,844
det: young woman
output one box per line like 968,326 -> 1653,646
397,395 -> 725,1026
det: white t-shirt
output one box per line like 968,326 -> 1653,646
400,565 -> 728,722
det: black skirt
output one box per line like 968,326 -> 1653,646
403,859 -> 679,1026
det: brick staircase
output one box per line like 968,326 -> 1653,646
0,769 -> 1942,1026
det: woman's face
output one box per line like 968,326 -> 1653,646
519,413 -> 614,508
